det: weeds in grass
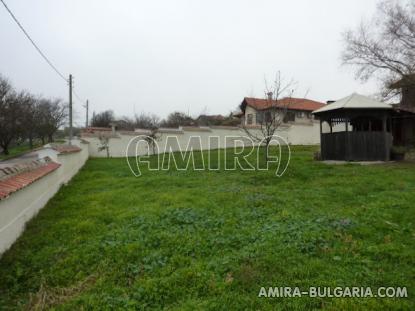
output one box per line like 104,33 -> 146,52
26,275 -> 97,310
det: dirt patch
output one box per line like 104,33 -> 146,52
25,275 -> 97,310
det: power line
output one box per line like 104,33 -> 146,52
1,0 -> 90,131
73,90 -> 84,103
0,0 -> 68,82
72,80 -> 88,112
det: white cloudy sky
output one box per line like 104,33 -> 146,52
0,0 -> 380,124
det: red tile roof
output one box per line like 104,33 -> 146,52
52,145 -> 82,154
0,162 -> 61,200
82,127 -> 112,133
243,97 -> 325,111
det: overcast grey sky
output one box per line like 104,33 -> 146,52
1,0 -> 379,124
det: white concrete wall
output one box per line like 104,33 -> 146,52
0,141 -> 89,255
84,124 -> 320,158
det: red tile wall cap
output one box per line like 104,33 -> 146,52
52,144 -> 82,154
0,161 -> 61,200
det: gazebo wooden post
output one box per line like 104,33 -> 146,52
345,117 -> 350,161
319,118 -> 323,136
319,118 -> 323,158
383,114 -> 389,161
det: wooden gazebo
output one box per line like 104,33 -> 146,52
313,93 -> 393,161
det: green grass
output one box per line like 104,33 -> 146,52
0,146 -> 414,310
0,139 -> 66,161
0,144 -> 40,161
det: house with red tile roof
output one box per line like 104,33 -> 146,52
239,95 -> 326,127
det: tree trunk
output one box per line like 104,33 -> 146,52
264,140 -> 270,162
2,146 -> 9,155
41,137 -> 45,144
29,136 -> 33,149
48,134 -> 53,143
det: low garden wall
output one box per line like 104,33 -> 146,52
0,123 -> 320,255
84,123 -> 320,157
0,140 -> 89,255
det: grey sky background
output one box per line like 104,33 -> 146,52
0,0 -> 379,124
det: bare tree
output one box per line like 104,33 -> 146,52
241,72 -> 295,160
19,92 -> 38,148
0,74 -> 68,154
37,98 -> 68,143
160,112 -> 194,128
0,76 -> 25,155
98,132 -> 110,158
132,113 -> 161,154
134,112 -> 160,129
116,117 -> 136,131
342,0 -> 415,98
91,110 -> 114,127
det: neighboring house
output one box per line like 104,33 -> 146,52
239,95 -> 325,127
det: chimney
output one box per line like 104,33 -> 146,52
267,92 -> 273,101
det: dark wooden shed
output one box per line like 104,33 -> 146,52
313,93 -> 393,161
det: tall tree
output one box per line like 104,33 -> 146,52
0,76 -> 24,155
20,93 -> 39,148
160,112 -> 194,128
134,112 -> 160,129
44,98 -> 68,142
35,98 -> 67,143
342,0 -> 415,98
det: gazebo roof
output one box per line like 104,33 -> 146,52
313,93 -> 393,114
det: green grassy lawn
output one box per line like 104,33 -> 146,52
0,144 -> 40,161
0,139 -> 66,161
0,146 -> 414,310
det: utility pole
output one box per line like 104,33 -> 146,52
85,99 -> 89,128
69,74 -> 73,144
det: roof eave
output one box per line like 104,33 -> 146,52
313,107 -> 393,114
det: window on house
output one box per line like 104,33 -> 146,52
247,114 -> 253,125
296,111 -> 305,118
256,112 -> 263,124
283,111 -> 295,123
265,111 -> 272,122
